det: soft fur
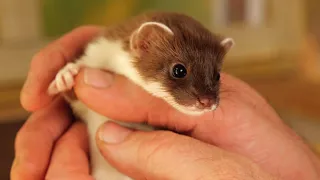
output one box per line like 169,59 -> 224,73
47,12 -> 234,180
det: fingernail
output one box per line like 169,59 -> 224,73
84,68 -> 114,88
99,122 -> 133,144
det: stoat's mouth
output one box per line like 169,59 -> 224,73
188,104 -> 217,113
172,103 -> 218,116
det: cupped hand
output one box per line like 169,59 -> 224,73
12,26 -> 101,180
11,97 -> 93,180
16,26 -> 320,180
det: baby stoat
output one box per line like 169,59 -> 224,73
47,11 -> 234,180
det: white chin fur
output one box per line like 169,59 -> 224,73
143,81 -> 218,116
173,104 -> 217,116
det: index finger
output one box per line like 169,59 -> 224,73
21,26 -> 102,112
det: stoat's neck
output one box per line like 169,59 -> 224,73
81,36 -> 145,86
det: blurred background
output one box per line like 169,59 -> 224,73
0,0 -> 320,179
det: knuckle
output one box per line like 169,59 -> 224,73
30,51 -> 44,69
30,47 -> 67,80
14,118 -> 40,146
14,125 -> 40,149
14,126 -> 26,148
33,47 -> 66,67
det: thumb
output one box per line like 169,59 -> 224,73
74,67 -> 198,131
74,67 -> 153,123
95,122 -> 277,180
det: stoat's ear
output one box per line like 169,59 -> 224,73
130,22 -> 174,55
220,37 -> 235,52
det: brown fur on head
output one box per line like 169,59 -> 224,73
130,12 -> 234,114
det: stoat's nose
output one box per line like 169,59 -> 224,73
197,98 -> 215,109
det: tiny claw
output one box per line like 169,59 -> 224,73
47,81 -> 59,95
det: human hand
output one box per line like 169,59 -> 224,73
11,98 -> 278,180
12,26 -> 101,180
11,97 -> 93,180
17,26 -> 320,180
20,25 -> 102,112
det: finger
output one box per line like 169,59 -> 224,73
74,68 -> 201,132
11,97 -> 72,180
95,122 -> 276,180
21,26 -> 102,112
45,122 -> 92,180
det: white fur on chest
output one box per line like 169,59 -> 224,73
78,37 -> 144,85
68,37 -> 155,180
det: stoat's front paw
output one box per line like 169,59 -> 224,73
48,62 -> 81,95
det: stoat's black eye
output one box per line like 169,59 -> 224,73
172,63 -> 187,78
216,73 -> 220,81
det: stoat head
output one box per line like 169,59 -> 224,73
129,19 -> 234,115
